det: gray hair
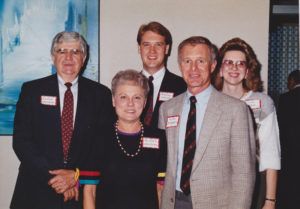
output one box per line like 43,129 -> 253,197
111,69 -> 149,97
177,36 -> 217,63
50,31 -> 87,57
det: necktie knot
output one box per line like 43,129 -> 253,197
190,96 -> 197,104
148,76 -> 154,83
65,82 -> 72,89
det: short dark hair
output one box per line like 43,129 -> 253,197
137,21 -> 172,46
288,70 -> 300,84
177,36 -> 217,63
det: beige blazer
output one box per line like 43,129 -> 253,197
158,88 -> 256,209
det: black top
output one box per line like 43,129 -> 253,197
82,124 -> 167,209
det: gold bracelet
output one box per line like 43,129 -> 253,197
265,198 -> 276,202
74,168 -> 80,181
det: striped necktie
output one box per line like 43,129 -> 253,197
144,76 -> 154,125
180,96 -> 197,195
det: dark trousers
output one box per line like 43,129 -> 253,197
174,190 -> 193,209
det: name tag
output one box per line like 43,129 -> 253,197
41,96 -> 57,106
159,92 -> 174,102
142,137 -> 160,149
245,99 -> 261,110
166,115 -> 180,128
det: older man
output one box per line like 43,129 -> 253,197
158,36 -> 256,209
138,21 -> 186,128
10,31 -> 112,209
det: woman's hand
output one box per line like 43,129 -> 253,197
157,183 -> 163,208
263,169 -> 278,209
262,200 -> 275,209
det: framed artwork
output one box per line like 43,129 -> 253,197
0,0 -> 99,135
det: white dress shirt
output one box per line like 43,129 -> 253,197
142,67 -> 166,110
176,85 -> 212,191
57,75 -> 78,126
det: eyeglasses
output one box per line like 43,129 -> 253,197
222,60 -> 247,70
56,48 -> 82,57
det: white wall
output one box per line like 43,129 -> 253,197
0,0 -> 269,208
0,136 -> 19,209
99,0 -> 269,89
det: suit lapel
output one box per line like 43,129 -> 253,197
167,93 -> 186,175
48,74 -> 61,125
68,77 -> 86,166
44,75 -> 64,165
192,89 -> 222,173
72,77 -> 83,140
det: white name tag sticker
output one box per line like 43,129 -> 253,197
41,96 -> 57,106
142,137 -> 160,149
166,115 -> 180,128
245,99 -> 261,110
159,92 -> 174,102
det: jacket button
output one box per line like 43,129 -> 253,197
171,198 -> 174,203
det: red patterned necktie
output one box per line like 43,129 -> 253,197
180,96 -> 197,195
144,76 -> 154,125
61,82 -> 74,163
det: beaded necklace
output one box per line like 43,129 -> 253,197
115,120 -> 144,158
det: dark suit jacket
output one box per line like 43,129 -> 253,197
10,74 -> 113,209
277,86 -> 300,209
141,70 -> 186,129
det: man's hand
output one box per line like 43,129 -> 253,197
48,169 -> 76,194
63,187 -> 79,202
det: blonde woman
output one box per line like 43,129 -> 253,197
82,70 -> 167,209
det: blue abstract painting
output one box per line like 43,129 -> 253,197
0,0 -> 99,135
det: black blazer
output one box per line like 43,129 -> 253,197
141,70 -> 186,129
277,86 -> 300,209
10,74 -> 113,209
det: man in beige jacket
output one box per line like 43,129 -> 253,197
158,36 -> 256,209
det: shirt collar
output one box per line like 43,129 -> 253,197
57,74 -> 79,87
293,84 -> 300,89
185,85 -> 212,105
141,67 -> 166,80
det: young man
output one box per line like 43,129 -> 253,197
137,21 -> 186,128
